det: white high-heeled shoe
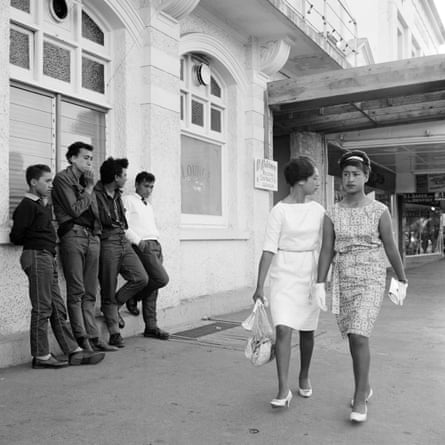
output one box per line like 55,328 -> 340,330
298,386 -> 313,398
350,405 -> 367,423
351,388 -> 373,407
270,390 -> 293,408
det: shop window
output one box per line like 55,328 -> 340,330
181,135 -> 222,216
11,0 -> 30,13
82,11 -> 104,46
180,54 -> 227,226
43,41 -> 71,82
9,27 -> 31,69
9,85 -> 106,218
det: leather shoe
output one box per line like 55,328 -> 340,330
126,297 -> 140,316
90,337 -> 119,352
144,327 -> 170,340
109,333 -> 125,348
69,350 -> 105,366
118,312 -> 125,329
32,354 -> 69,369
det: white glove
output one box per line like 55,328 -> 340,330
388,278 -> 408,306
313,283 -> 328,312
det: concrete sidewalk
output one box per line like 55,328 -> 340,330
0,259 -> 444,445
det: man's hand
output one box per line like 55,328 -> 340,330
83,169 -> 95,191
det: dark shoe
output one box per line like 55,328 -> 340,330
77,337 -> 93,351
144,327 -> 170,340
118,312 -> 125,329
90,337 -> 119,352
32,354 -> 69,369
126,297 -> 140,316
69,350 -> 105,366
109,333 -> 125,348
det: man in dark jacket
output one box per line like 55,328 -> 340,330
94,157 -> 148,348
52,142 -> 117,352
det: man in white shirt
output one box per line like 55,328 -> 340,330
123,172 -> 170,340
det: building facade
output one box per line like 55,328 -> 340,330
1,0 -> 350,366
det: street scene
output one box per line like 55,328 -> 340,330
1,0 -> 445,444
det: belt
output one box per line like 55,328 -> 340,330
72,224 -> 94,233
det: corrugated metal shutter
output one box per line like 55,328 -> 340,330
9,86 -> 55,217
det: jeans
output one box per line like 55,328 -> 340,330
133,240 -> 169,328
59,226 -> 100,340
20,250 -> 78,357
99,234 -> 148,334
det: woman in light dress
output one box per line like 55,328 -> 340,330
253,156 -> 326,408
316,150 -> 407,423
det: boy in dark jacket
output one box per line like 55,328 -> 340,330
10,164 -> 105,368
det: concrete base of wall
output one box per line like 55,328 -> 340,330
0,287 -> 254,368
406,253 -> 443,270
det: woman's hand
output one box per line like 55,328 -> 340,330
252,288 -> 265,304
313,283 -> 328,311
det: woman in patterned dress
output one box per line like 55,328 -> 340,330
316,150 -> 407,423
253,156 -> 327,408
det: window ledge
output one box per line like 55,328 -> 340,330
180,228 -> 250,241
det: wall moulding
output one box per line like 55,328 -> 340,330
161,0 -> 200,21
260,39 -> 291,77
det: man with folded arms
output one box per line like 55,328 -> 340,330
123,171 -> 170,340
52,142 -> 117,352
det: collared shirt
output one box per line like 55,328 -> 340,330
51,165 -> 101,235
122,192 -> 159,245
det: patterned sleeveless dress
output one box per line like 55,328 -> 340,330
327,200 -> 388,338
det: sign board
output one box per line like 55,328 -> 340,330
435,192 -> 445,201
254,158 -> 278,191
401,193 -> 439,204
428,174 -> 445,192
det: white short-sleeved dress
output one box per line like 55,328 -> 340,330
263,201 -> 325,331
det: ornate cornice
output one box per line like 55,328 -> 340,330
260,39 -> 291,76
161,0 -> 200,21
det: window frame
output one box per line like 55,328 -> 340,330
180,54 -> 228,227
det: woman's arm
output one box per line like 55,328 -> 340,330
252,251 -> 275,303
379,209 -> 407,282
317,215 -> 335,283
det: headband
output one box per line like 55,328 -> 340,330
345,155 -> 365,162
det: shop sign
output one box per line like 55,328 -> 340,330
402,193 -> 437,203
428,174 -> 445,192
254,158 -> 278,191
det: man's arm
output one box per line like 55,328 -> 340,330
122,195 -> 142,245
10,200 -> 35,245
52,174 -> 94,218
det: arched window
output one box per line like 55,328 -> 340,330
8,0 -> 109,216
180,53 -> 227,226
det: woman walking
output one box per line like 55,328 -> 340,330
253,156 -> 326,408
316,150 -> 407,423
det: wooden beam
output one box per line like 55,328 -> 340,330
268,54 -> 445,110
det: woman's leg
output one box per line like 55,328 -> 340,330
275,325 -> 293,399
299,330 -> 314,389
348,333 -> 371,412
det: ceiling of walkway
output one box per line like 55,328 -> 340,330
268,54 -> 445,174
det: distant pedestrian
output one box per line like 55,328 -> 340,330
94,158 -> 148,348
252,156 -> 326,408
123,172 -> 170,340
10,164 -> 105,368
316,150 -> 407,423
52,141 -> 116,353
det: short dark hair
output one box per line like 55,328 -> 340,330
339,150 -> 371,174
135,171 -> 155,185
26,164 -> 51,186
283,156 -> 316,186
100,157 -> 129,184
66,141 -> 93,163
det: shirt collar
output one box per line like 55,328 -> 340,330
25,192 -> 40,201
